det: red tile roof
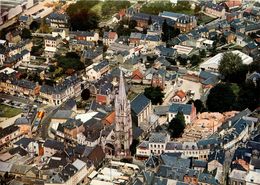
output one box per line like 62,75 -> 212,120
108,32 -> 117,40
225,1 -> 241,8
96,94 -> 107,104
132,69 -> 143,80
105,111 -> 115,125
175,90 -> 186,99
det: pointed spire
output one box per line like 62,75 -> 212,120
118,69 -> 127,101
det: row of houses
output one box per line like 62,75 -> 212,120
0,69 -> 81,105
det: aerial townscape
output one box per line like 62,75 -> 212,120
0,0 -> 260,184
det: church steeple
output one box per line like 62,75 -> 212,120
114,70 -> 133,157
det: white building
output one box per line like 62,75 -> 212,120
200,50 -> 253,73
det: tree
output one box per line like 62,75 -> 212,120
168,111 -> 186,138
206,83 -> 236,112
129,20 -> 137,29
30,21 -> 40,31
81,89 -> 91,100
218,52 -> 247,83
190,54 -> 201,66
187,99 -> 205,113
199,49 -> 206,58
148,16 -> 152,25
161,19 -> 169,42
144,86 -> 164,105
21,28 -> 31,39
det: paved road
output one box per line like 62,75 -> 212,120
0,93 -> 42,107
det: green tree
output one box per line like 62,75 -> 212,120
168,111 -> 186,138
148,16 -> 152,25
144,86 -> 164,105
218,52 -> 247,83
81,88 -> 91,100
162,19 -> 169,42
30,21 -> 40,31
206,83 -> 236,112
190,54 -> 201,66
21,28 -> 31,39
187,99 -> 205,113
129,20 -> 137,29
199,49 -> 206,58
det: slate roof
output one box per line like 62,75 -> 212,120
208,149 -> 225,165
156,45 -> 176,57
198,173 -> 218,185
47,12 -> 69,22
9,146 -> 28,156
19,15 -> 29,22
93,60 -> 109,72
131,13 -> 175,26
160,154 -> 190,169
205,2 -> 225,11
14,137 -> 34,148
0,125 -> 19,139
199,71 -> 219,85
131,93 -> 150,115
168,103 -> 192,115
43,139 -> 64,150
82,49 -> 103,60
52,110 -> 74,119
149,132 -> 168,143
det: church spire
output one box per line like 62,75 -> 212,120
118,70 -> 126,102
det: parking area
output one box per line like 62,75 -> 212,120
176,78 -> 202,101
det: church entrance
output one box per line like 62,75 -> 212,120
105,143 -> 115,156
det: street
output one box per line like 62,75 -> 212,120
0,93 -> 42,107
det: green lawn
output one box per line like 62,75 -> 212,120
0,104 -> 22,118
197,14 -> 216,25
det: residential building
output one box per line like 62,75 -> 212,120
204,2 -> 226,18
44,36 -> 61,57
103,32 -> 118,46
85,60 -> 110,82
46,12 -> 69,29
172,90 -> 186,102
167,103 -> 196,124
70,31 -> 99,42
176,15 -> 197,33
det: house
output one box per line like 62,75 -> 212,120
131,93 -> 158,133
207,149 -> 225,184
172,90 -> 186,102
43,139 -> 65,156
199,70 -> 219,88
46,12 -> 69,28
131,13 -> 175,29
223,31 -> 236,43
155,45 -> 177,58
50,110 -> 76,131
221,0 -> 241,12
151,69 -> 165,90
56,118 -> 84,141
242,42 -> 259,57
39,75 -> 81,105
5,29 -> 21,44
145,35 -> 161,49
173,45 -> 193,56
204,2 -> 226,18
159,11 -> 185,21
0,125 -> 21,150
81,48 -> 103,63
13,137 -> 39,155
167,103 -> 196,124
229,169 -> 247,185
3,50 -> 30,68
52,28 -> 67,39
85,60 -> 110,82
70,31 -> 99,42
18,15 -> 32,29
129,32 -> 146,46
103,32 -> 118,46
176,15 -> 197,33
44,36 -> 61,57
131,69 -> 144,83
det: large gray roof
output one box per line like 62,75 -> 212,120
131,93 -> 150,115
